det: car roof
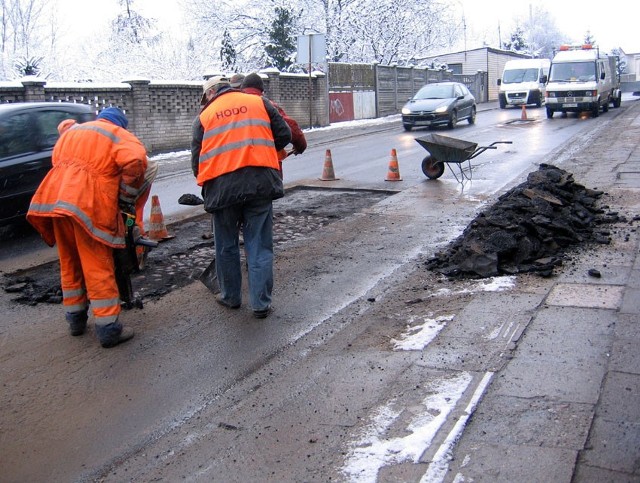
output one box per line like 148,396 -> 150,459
0,102 -> 95,116
426,82 -> 459,86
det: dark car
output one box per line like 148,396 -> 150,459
401,81 -> 476,131
0,102 -> 95,225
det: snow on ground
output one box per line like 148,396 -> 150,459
341,371 -> 474,483
392,314 -> 455,351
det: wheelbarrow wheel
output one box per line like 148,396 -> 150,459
421,155 -> 445,179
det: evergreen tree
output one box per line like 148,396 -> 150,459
220,29 -> 237,71
265,6 -> 297,71
503,26 -> 527,52
14,55 -> 42,76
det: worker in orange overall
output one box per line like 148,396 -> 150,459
239,73 -> 307,176
28,107 -> 148,348
57,118 -> 158,239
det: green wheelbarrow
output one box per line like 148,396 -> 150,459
415,133 -> 512,182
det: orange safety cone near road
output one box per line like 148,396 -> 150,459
319,149 -> 339,181
148,195 -> 174,241
385,148 -> 402,181
521,104 -> 528,121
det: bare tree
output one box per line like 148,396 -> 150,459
346,0 -> 458,65
518,6 -> 568,59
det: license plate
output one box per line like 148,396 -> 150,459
563,103 -> 577,108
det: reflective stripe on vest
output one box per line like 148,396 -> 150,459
28,200 -> 126,246
197,93 -> 279,185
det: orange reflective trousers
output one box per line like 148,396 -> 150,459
52,217 -> 120,326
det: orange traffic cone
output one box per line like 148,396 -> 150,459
319,149 -> 339,181
385,149 -> 402,181
148,195 -> 174,241
520,104 -> 528,121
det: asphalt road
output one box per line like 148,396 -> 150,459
1,98 -> 638,482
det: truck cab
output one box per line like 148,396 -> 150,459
545,44 -> 622,118
497,58 -> 550,108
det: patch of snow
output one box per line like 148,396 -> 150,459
474,276 -> 516,292
431,276 -> 516,298
392,314 -> 455,351
150,150 -> 190,161
305,114 -> 401,133
341,372 -> 473,483
420,372 -> 494,483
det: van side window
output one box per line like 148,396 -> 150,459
0,113 -> 36,159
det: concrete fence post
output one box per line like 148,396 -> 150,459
21,78 -> 46,102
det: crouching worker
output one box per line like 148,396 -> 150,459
27,107 -> 148,348
57,118 -> 158,240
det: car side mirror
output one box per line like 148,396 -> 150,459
457,95 -> 465,100
600,71 -> 605,80
540,75 -> 547,84
497,79 -> 501,86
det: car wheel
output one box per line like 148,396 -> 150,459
592,104 -> 599,118
613,93 -> 621,108
403,124 -> 412,131
448,111 -> 457,129
499,96 -> 506,109
467,106 -> 476,124
546,107 -> 554,118
421,155 -> 445,179
603,101 -> 609,113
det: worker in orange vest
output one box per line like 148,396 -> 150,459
192,76 -> 291,318
28,107 -> 148,348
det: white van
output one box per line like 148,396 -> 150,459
497,59 -> 551,108
545,45 -> 622,118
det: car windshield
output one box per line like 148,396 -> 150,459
549,62 -> 595,82
503,68 -> 539,83
414,84 -> 454,100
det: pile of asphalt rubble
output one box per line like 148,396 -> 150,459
425,163 -> 627,279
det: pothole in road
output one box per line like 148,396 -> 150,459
3,187 -> 396,306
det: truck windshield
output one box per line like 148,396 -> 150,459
549,62 -> 595,82
503,68 -> 539,83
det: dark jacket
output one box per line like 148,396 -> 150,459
191,86 -> 291,211
243,86 -> 307,155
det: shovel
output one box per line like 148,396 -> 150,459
199,258 -> 220,293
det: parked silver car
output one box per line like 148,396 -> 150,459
0,102 -> 95,225
401,82 -> 476,131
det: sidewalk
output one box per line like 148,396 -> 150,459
441,101 -> 640,481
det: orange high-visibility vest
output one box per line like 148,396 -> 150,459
27,120 -> 147,248
196,92 -> 280,186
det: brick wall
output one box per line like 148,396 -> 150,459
0,72 -> 328,154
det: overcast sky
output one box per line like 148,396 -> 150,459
457,0 -> 638,53
56,0 -> 639,56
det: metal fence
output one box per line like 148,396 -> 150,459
328,62 -> 488,121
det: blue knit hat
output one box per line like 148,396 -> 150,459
97,107 -> 128,129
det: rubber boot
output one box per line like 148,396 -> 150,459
65,309 -> 88,336
95,321 -> 135,348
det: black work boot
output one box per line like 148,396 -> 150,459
95,322 -> 135,348
65,309 -> 88,336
